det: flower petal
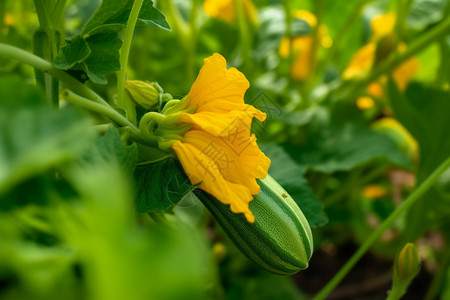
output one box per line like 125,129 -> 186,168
343,43 -> 376,79
181,130 -> 261,180
172,140 -> 255,222
179,107 -> 265,137
195,100 -> 266,122
203,0 -> 235,23
371,13 -> 396,41
393,57 -> 419,91
187,53 -> 250,108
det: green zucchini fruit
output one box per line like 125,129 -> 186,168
195,174 -> 313,275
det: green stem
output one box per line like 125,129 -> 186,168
234,0 -> 250,69
61,90 -> 139,133
162,0 -> 191,84
147,211 -> 175,228
313,155 -> 450,300
438,40 -> 450,87
33,0 -> 50,29
164,0 -> 188,37
50,76 -> 59,106
0,43 -> 109,106
94,124 -> 111,133
282,0 -> 293,86
394,0 -> 413,41
116,0 -> 144,124
186,0 -> 200,85
386,285 -> 405,300
52,0 -> 67,28
33,0 -> 60,107
306,0 -> 324,92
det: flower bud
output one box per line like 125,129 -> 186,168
388,243 -> 421,299
212,243 -> 227,262
125,80 -> 161,110
396,243 -> 420,281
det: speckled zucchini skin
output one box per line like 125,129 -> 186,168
196,175 -> 313,275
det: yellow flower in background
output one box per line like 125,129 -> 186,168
362,184 -> 388,199
294,10 -> 318,28
343,13 -> 419,109
171,53 -> 270,223
366,81 -> 384,98
203,0 -> 257,24
279,36 -> 313,80
4,13 -> 15,26
370,13 -> 396,41
356,96 -> 375,110
279,10 -> 332,80
343,43 -> 376,79
392,44 -> 419,91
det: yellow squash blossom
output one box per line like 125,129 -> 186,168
167,53 -> 270,223
343,13 -> 419,109
356,96 -> 375,110
362,184 -> 388,200
4,13 -> 15,26
279,10 -> 332,80
343,43 -> 376,79
370,13 -> 396,42
203,0 -> 257,24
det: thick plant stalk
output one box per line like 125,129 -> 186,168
116,0 -> 145,124
61,90 -> 139,132
0,43 -> 109,106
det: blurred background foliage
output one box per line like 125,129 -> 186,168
1,0 -> 450,299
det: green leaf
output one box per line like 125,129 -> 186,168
262,144 -> 328,228
76,125 -> 137,175
278,106 -> 328,127
390,82 -> 450,181
134,158 -> 196,212
261,144 -> 307,184
137,144 -> 171,164
136,1 -> 172,30
407,0 -> 448,30
287,123 -> 413,173
82,0 -> 170,34
0,79 -> 95,197
241,273 -> 307,300
389,81 -> 450,240
0,176 -> 54,211
415,43 -> 440,83
54,32 -> 122,84
82,32 -> 122,84
0,77 -> 46,108
54,0 -> 169,84
0,106 -> 94,196
53,35 -> 91,69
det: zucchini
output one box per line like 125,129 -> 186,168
195,174 -> 313,275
